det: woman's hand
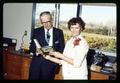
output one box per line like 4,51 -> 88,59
44,54 -> 62,65
49,52 -> 63,59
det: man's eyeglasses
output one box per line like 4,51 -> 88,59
41,21 -> 51,24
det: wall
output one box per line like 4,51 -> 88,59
3,3 -> 33,50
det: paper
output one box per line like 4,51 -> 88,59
33,39 -> 41,48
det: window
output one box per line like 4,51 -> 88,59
81,3 -> 116,53
59,4 -> 77,41
33,3 -> 78,42
32,3 -> 116,53
35,3 -> 55,28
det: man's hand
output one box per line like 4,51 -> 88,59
36,48 -> 44,56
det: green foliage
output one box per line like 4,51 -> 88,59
62,28 -> 116,52
84,28 -> 109,35
83,33 -> 116,52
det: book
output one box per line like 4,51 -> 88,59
33,39 -> 54,56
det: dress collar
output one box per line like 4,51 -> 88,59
72,33 -> 82,40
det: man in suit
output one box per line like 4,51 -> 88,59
29,11 -> 65,80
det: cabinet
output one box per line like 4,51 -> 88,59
90,71 -> 109,80
54,66 -> 63,80
3,51 -> 32,80
90,70 -> 116,80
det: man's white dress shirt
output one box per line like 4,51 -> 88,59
44,28 -> 53,46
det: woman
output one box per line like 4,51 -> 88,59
45,17 -> 89,80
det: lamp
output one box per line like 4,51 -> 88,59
20,30 -> 27,53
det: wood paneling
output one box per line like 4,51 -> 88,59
90,71 -> 109,80
3,52 -> 31,80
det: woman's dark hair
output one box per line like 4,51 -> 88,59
68,17 -> 85,30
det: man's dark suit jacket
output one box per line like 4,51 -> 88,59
29,27 -> 65,80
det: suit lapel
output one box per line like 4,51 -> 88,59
53,27 -> 56,46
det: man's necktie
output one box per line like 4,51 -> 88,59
46,29 -> 50,44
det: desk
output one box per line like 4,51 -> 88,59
3,50 -> 63,80
3,50 -> 116,80
54,66 -> 63,80
3,50 -> 32,80
90,70 -> 116,80
54,67 -> 116,80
